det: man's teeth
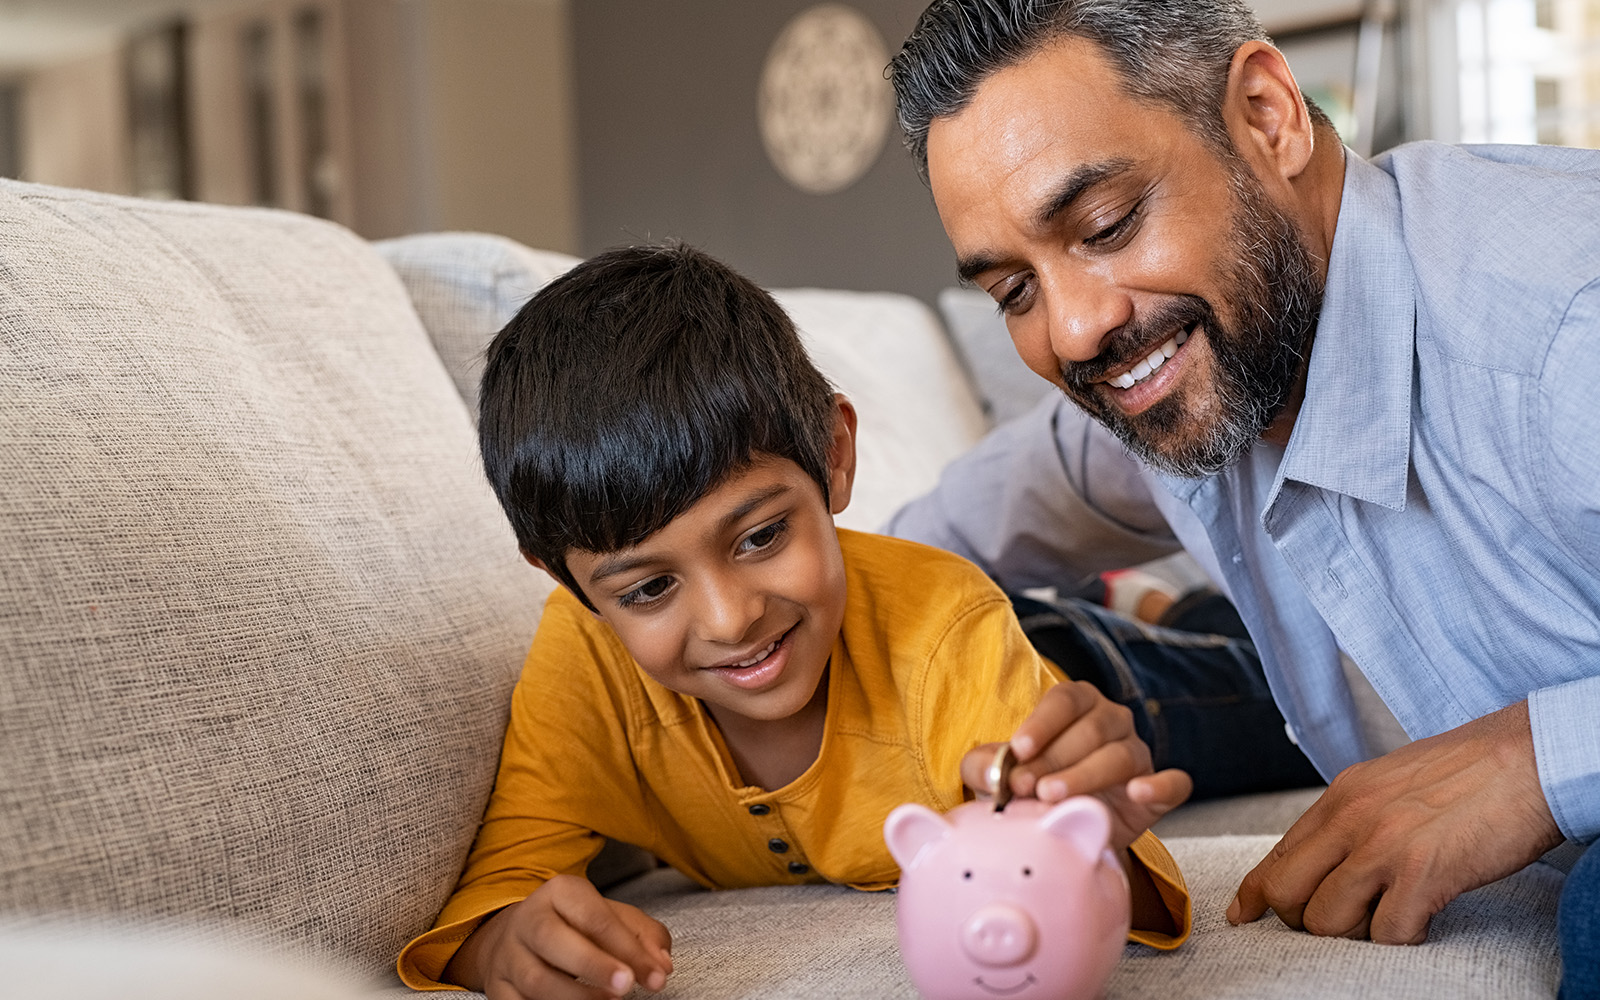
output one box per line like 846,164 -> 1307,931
1109,328 -> 1189,390
733,640 -> 778,668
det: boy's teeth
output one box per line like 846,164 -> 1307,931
734,640 -> 778,668
1110,328 -> 1189,390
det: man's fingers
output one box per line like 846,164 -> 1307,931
1230,824 -> 1353,930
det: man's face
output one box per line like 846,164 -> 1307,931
926,36 -> 1322,477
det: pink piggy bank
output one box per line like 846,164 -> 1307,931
883,797 -> 1131,1000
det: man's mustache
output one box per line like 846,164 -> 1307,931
1060,297 -> 1214,390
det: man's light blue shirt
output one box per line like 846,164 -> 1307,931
887,142 -> 1600,843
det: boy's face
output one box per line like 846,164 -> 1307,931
555,401 -> 857,727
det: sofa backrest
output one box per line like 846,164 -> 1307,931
0,180 -> 551,977
371,233 -> 991,536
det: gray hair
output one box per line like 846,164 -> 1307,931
890,0 -> 1329,178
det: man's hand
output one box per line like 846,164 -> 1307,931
961,679 -> 1192,849
1228,700 -> 1563,944
443,874 -> 673,1000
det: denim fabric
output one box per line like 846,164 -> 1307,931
1559,844 -> 1598,1000
1009,592 -> 1322,800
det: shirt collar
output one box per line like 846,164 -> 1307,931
1274,149 -> 1417,512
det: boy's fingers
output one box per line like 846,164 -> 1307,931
960,742 -> 1008,797
1008,681 -> 1099,761
1126,769 -> 1193,810
608,901 -> 674,983
516,876 -> 658,995
488,946 -> 613,1000
1031,729 -> 1150,801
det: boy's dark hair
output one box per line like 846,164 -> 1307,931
479,242 -> 838,610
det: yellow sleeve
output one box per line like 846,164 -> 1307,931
913,593 -> 1060,811
395,591 -> 653,990
1126,831 -> 1192,949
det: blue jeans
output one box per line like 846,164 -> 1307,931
1010,591 -> 1323,800
1560,843 -> 1598,999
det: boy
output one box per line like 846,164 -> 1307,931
397,244 -> 1193,998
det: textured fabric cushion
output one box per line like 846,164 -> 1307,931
0,180 -> 552,979
771,288 -> 989,533
374,233 -> 581,417
937,286 -> 1056,427
371,233 -> 992,536
578,835 -> 1561,999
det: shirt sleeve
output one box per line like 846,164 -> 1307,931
882,394 -> 1182,593
395,594 -> 652,989
1529,279 -> 1600,843
1126,832 -> 1193,950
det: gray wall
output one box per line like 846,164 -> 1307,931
573,1 -> 958,307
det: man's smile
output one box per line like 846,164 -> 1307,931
1105,323 -> 1192,389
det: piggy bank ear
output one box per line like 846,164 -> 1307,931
883,803 -> 952,869
1038,797 -> 1112,862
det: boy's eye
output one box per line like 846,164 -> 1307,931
617,575 -> 674,609
739,518 -> 789,553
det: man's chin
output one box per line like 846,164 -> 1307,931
1063,388 -> 1253,479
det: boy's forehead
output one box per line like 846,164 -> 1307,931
575,456 -> 817,580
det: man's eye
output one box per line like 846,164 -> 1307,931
1085,200 -> 1143,248
992,276 -> 1036,316
618,576 -> 673,608
741,519 -> 789,553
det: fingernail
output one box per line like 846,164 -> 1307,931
647,969 -> 666,991
1226,898 -> 1240,924
1038,778 -> 1066,800
612,969 -> 634,994
1012,735 -> 1034,758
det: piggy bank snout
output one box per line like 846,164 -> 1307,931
960,903 -> 1037,967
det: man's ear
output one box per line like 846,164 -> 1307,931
825,394 -> 859,516
1222,41 -> 1316,186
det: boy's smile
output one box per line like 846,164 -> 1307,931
555,403 -> 857,750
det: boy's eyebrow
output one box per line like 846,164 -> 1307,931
587,482 -> 794,584
717,482 -> 791,531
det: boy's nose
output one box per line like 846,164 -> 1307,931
695,573 -> 765,645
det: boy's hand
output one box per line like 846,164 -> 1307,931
961,680 -> 1192,850
444,874 -> 673,1000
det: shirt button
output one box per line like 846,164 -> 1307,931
747,803 -> 770,816
767,838 -> 789,854
788,861 -> 809,875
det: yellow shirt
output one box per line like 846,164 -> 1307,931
398,529 -> 1190,988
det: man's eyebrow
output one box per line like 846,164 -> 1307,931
587,482 -> 793,583
1032,158 -> 1136,228
954,158 -> 1138,285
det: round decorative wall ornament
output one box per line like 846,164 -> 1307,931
757,4 -> 895,195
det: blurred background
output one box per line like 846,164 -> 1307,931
1,0 -> 1596,308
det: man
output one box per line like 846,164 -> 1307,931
885,1 -> 1598,994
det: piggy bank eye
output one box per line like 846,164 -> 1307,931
962,870 -> 973,880
1022,866 -> 1033,877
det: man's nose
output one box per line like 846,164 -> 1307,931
1044,268 -> 1132,365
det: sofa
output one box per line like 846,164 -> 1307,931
0,177 -> 1567,998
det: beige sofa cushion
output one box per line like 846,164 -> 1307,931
375,233 -> 581,418
576,834 -> 1560,999
0,180 -> 551,978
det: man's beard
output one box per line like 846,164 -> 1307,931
1059,163 -> 1324,479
